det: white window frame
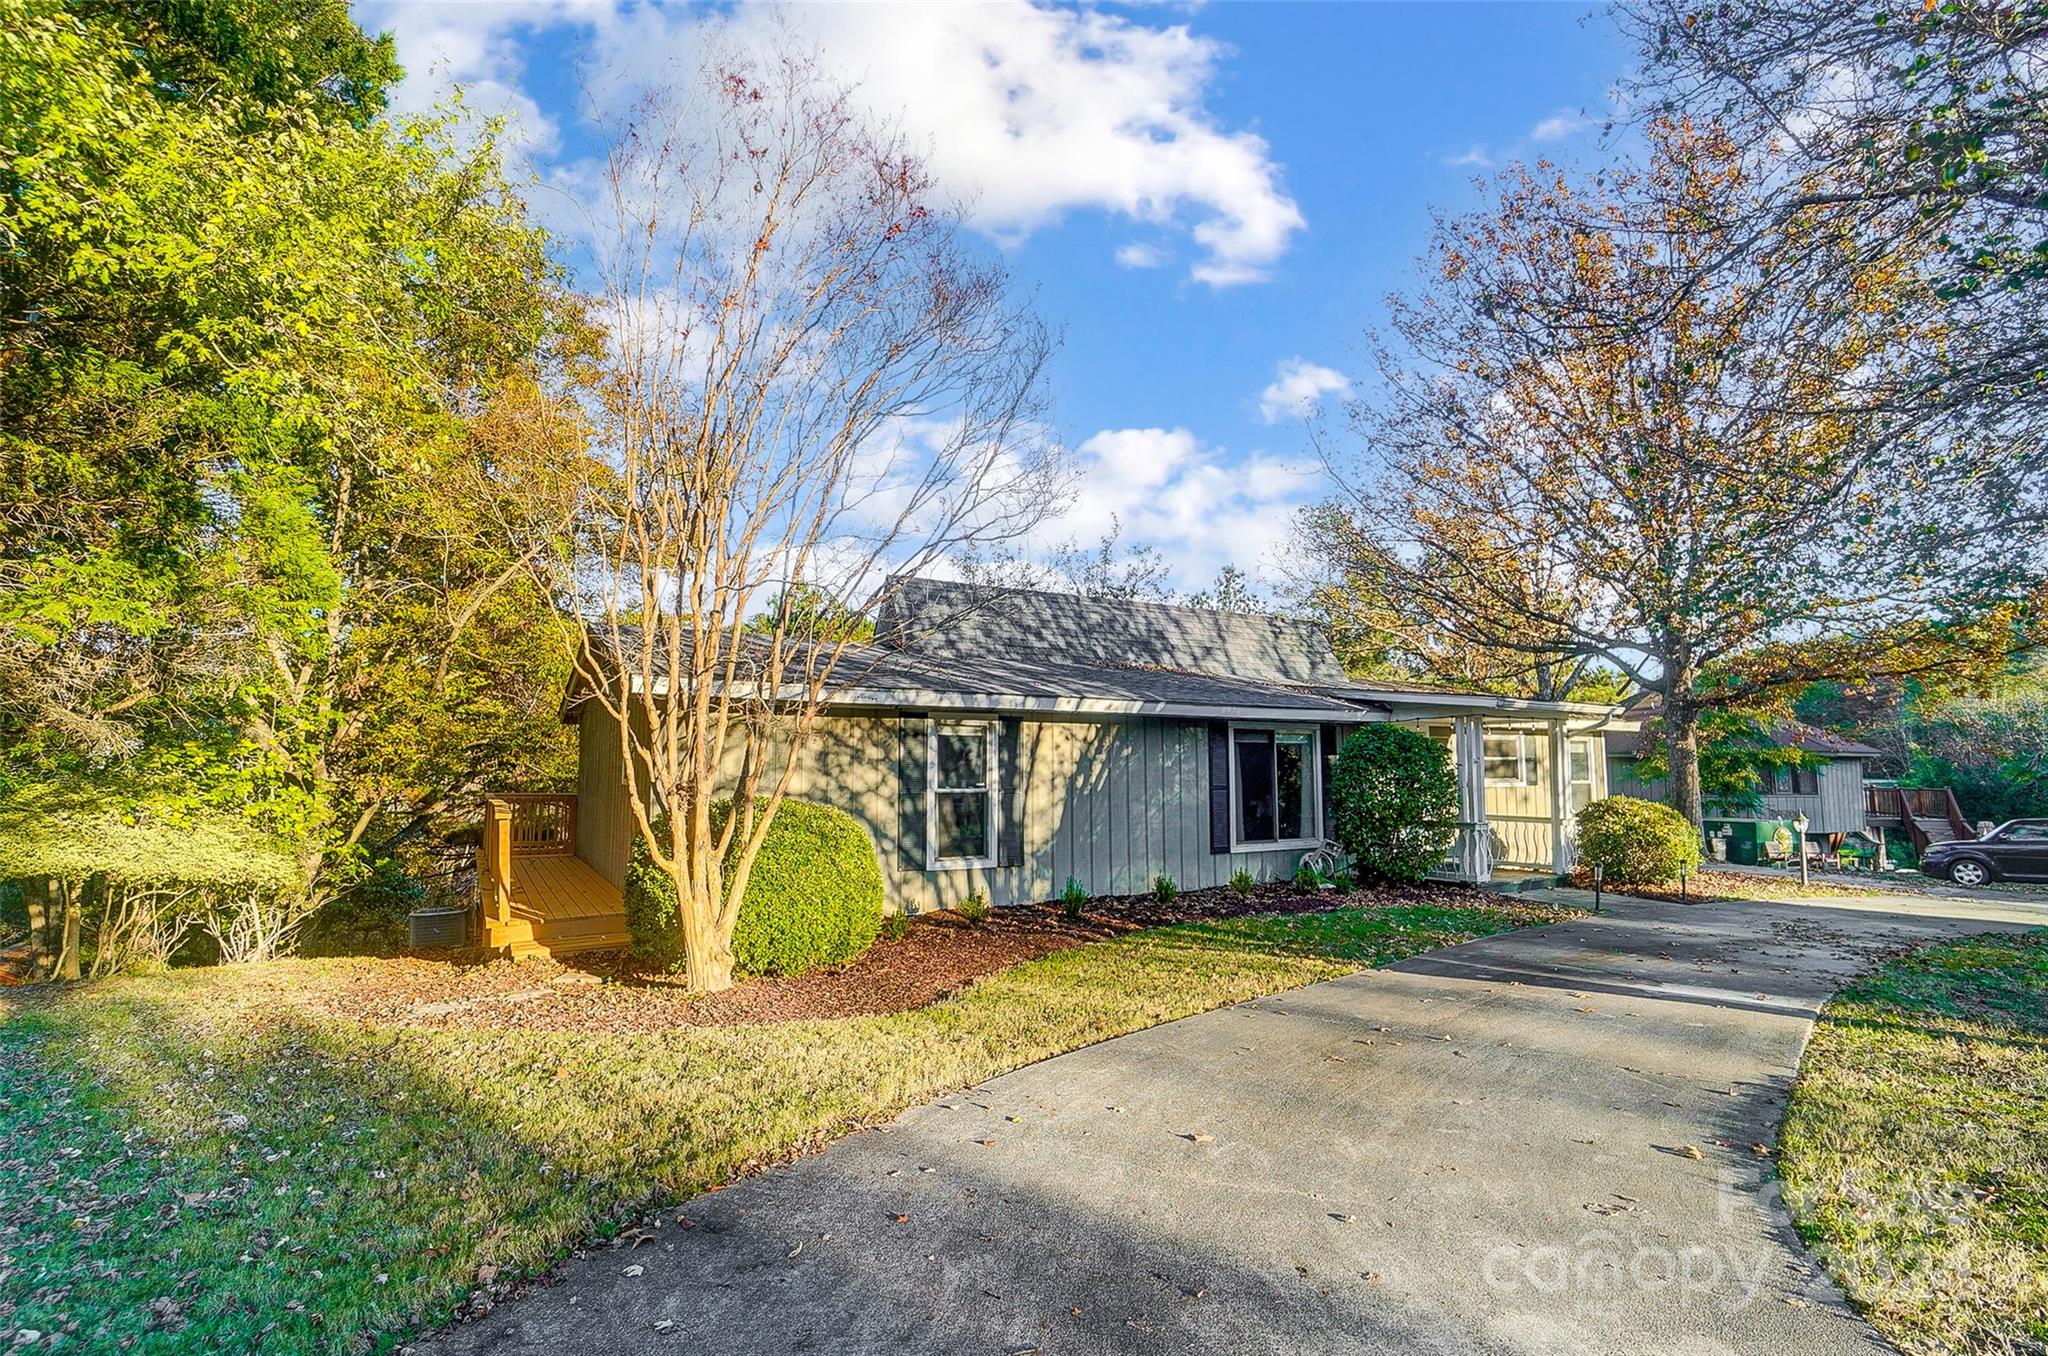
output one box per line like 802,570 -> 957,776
1567,737 -> 1597,813
1483,732 -> 1538,787
1229,723 -> 1322,852
927,718 -> 999,870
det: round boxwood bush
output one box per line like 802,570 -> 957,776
1575,795 -> 1703,884
1330,724 -> 1459,882
624,798 -> 884,977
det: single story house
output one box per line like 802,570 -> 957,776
475,579 -> 1629,957
1604,713 -> 1885,863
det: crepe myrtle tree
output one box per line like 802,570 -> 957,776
1312,119 -> 2045,833
536,47 -> 1067,992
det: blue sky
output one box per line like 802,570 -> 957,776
358,2 -> 1636,594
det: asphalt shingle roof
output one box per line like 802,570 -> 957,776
874,577 -> 1350,687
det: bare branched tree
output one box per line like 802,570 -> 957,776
544,47 -> 1066,991
1618,0 -> 2048,429
1308,121 -> 2045,830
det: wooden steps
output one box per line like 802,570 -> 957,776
482,851 -> 630,959
1912,816 -> 1960,846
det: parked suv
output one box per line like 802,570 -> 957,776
1922,819 -> 2048,887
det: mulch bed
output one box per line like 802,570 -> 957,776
299,880 -> 1509,1036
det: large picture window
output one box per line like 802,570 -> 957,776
929,719 -> 998,867
1233,726 -> 1317,848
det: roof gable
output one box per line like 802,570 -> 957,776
874,577 -> 1349,687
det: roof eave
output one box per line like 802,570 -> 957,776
821,688 -> 1384,722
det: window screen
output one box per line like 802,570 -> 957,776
932,721 -> 994,862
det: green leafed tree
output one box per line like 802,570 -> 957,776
1,0 -> 588,932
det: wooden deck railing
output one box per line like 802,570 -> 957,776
477,793 -> 578,931
1863,785 -> 1973,854
495,793 -> 577,856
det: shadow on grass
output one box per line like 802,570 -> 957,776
0,901 -> 1572,1354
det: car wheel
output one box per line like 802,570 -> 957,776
1947,860 -> 1991,888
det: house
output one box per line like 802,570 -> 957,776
474,579 -> 1628,957
1604,715 -> 1892,863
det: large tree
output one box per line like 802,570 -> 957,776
1620,0 -> 2048,428
1311,119 -> 2044,829
1,0 -> 586,948
541,49 -> 1065,992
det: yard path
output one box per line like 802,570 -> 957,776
422,886 -> 2047,1356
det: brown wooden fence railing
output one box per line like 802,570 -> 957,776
1863,785 -> 1973,854
493,793 -> 577,856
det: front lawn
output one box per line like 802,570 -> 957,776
1777,930 -> 2048,1355
0,894 -> 1571,1353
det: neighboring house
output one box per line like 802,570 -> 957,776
475,579 -> 1627,957
1605,716 -> 1883,862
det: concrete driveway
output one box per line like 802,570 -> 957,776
421,886 -> 2045,1356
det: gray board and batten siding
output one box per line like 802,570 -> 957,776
574,703 -> 1363,914
1606,748 -> 1869,836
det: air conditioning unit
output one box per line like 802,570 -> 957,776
408,906 -> 471,950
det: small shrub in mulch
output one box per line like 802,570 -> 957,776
1575,795 -> 1703,884
626,799 -> 885,977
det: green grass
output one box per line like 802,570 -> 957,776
0,898 -> 1569,1353
1778,930 -> 2048,1356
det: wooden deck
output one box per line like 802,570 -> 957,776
478,794 -> 630,958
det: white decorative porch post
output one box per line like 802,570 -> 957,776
1548,720 -> 1572,876
1453,715 -> 1491,884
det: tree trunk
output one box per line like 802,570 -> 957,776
681,885 -> 736,993
683,926 -> 735,992
23,879 -> 50,981
1665,702 -> 1706,834
56,881 -> 82,982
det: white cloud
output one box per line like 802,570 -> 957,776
1441,144 -> 1494,169
1115,241 -> 1169,270
362,0 -> 1304,287
1256,357 -> 1350,424
1029,427 -> 1319,589
358,0 -> 576,165
1529,107 -> 1592,142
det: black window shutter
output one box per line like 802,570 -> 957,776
898,714 -> 929,870
1208,720 -> 1232,854
997,717 -> 1024,867
1320,724 -> 1341,838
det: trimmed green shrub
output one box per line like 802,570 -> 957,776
1294,862 -> 1322,891
1151,873 -> 1177,903
1329,725 -> 1459,882
955,894 -> 991,925
624,799 -> 885,977
1229,868 -> 1256,897
1576,795 -> 1704,884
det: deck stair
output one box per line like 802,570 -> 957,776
1864,785 -> 1974,858
477,794 -> 630,959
